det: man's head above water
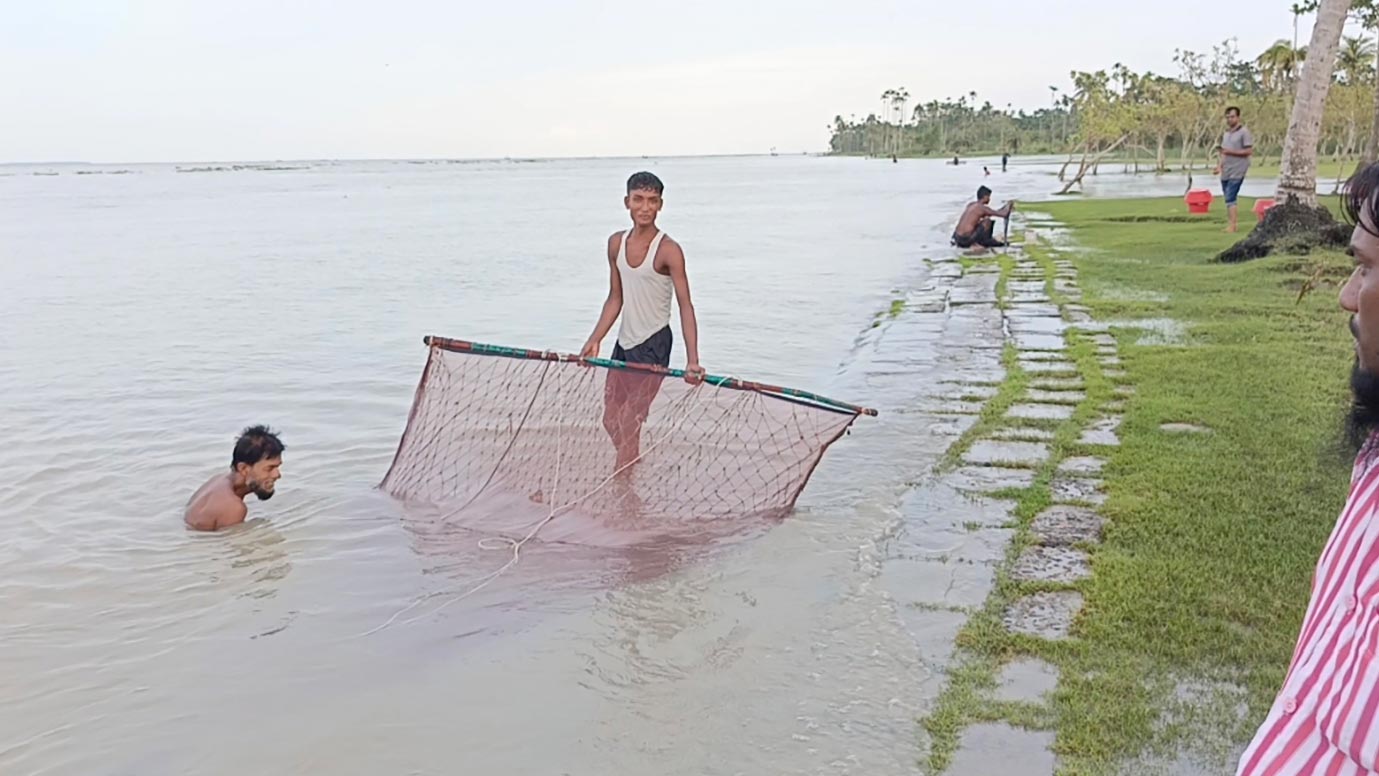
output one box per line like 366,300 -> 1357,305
977,185 -> 992,204
231,424 -> 284,500
184,424 -> 285,531
1340,163 -> 1379,451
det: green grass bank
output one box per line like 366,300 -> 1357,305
922,195 -> 1360,774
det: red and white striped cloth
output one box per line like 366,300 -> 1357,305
1239,438 -> 1379,775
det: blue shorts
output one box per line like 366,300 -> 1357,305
1221,178 -> 1244,206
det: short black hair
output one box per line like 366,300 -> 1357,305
1345,161 -> 1379,238
977,185 -> 992,200
627,171 -> 664,195
1225,106 -> 1241,116
231,425 -> 284,469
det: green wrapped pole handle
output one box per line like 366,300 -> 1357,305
422,335 -> 879,417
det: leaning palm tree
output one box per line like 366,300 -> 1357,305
1278,0 -> 1354,207
1220,0 -> 1355,262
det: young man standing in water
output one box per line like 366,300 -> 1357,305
1214,106 -> 1253,234
1238,163 -> 1379,774
183,425 -> 284,532
952,185 -> 1014,250
581,172 -> 704,474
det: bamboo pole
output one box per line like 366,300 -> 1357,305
422,336 -> 879,417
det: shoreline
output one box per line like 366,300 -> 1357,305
891,194 -> 1354,774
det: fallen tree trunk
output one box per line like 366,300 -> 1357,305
1057,135 -> 1130,194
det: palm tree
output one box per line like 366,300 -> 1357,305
1339,34 -> 1377,83
1293,2 -> 1307,50
1278,0 -> 1355,207
1257,40 -> 1308,91
891,87 -> 910,155
879,89 -> 896,156
831,115 -> 850,153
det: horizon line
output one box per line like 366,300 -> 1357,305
0,150 -> 828,167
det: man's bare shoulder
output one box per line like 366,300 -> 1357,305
185,493 -> 247,531
607,231 -> 623,260
184,477 -> 247,531
655,235 -> 685,272
659,235 -> 684,259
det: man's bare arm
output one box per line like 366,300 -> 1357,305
581,233 -> 625,357
662,240 -> 702,378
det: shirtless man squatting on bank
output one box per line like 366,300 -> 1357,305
952,185 -> 1015,250
581,171 -> 704,473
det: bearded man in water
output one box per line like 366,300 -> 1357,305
183,425 -> 285,532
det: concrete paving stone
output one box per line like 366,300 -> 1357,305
1051,476 -> 1107,505
964,440 -> 1050,467
1022,361 -> 1079,375
1079,417 -> 1121,446
895,607 -> 967,668
1030,377 -> 1085,391
987,427 -> 1057,442
1161,422 -> 1212,434
1011,546 -> 1092,583
1013,333 -> 1067,351
1006,303 -> 1062,318
945,723 -> 1056,776
1031,505 -> 1105,547
946,466 -> 1037,494
1004,591 -> 1084,640
1057,456 -> 1105,475
1007,403 -> 1075,422
993,658 -> 1061,704
1019,352 -> 1067,363
1008,317 -> 1069,335
1027,389 -> 1085,404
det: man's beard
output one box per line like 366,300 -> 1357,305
1345,357 -> 1379,453
250,484 -> 275,501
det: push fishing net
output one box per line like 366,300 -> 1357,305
379,337 -> 876,537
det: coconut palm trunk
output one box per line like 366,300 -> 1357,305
1277,0 -> 1355,206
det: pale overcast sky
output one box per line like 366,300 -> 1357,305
0,1 -> 1341,163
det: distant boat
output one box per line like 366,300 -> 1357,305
770,147 -> 778,157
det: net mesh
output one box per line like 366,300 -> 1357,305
379,339 -> 868,535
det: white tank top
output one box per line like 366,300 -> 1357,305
615,229 -> 674,349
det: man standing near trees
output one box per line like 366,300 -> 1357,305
1214,106 -> 1254,233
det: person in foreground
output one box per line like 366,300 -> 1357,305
1237,162 -> 1379,775
184,425 -> 285,532
581,171 -> 704,474
952,185 -> 1014,250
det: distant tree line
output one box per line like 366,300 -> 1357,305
830,3 -> 1379,195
